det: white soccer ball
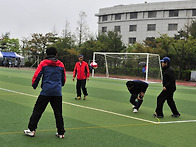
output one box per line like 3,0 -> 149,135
90,62 -> 98,69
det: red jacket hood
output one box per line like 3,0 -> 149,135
43,59 -> 62,67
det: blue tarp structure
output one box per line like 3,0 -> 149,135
0,51 -> 24,58
0,51 -> 25,66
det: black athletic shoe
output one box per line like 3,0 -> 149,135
153,114 -> 163,118
171,114 -> 181,117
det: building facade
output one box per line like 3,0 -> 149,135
96,0 -> 196,45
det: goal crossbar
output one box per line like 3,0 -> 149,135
93,52 -> 160,56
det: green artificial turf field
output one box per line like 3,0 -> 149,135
0,67 -> 196,147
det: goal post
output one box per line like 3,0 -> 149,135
92,52 -> 162,82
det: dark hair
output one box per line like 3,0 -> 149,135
46,47 -> 57,56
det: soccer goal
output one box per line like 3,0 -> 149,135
92,52 -> 162,82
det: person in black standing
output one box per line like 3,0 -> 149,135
154,57 -> 180,118
126,80 -> 149,113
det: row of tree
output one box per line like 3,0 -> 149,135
0,12 -> 196,80
0,32 -> 19,52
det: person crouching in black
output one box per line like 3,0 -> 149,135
126,80 -> 149,113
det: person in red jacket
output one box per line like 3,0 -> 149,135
24,47 -> 66,138
73,55 -> 90,100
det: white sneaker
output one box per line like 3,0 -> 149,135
133,109 -> 138,113
56,133 -> 64,139
132,105 -> 135,109
24,129 -> 35,137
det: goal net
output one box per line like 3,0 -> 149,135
92,52 -> 162,82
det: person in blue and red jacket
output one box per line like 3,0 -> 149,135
73,55 -> 90,100
24,47 -> 66,139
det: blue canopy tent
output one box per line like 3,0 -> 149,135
0,51 -> 24,66
0,51 -> 24,58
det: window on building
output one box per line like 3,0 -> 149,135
146,37 -> 155,41
129,25 -> 137,32
102,15 -> 108,21
169,10 -> 179,17
114,26 -> 121,32
147,24 -> 156,31
148,11 -> 157,18
130,12 -> 138,19
102,27 -> 107,33
115,14 -> 121,20
168,24 -> 178,31
192,9 -> 196,16
129,37 -> 136,44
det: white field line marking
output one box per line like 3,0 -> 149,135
1,87 -> 196,124
0,88 -> 37,98
62,101 -> 156,124
158,120 -> 196,124
0,87 -> 156,124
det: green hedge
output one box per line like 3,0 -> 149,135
174,69 -> 191,81
25,62 -> 33,67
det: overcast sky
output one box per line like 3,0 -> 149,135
0,0 -> 182,40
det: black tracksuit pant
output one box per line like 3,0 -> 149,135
130,94 -> 143,110
28,95 -> 65,135
76,79 -> 88,97
155,90 -> 180,117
